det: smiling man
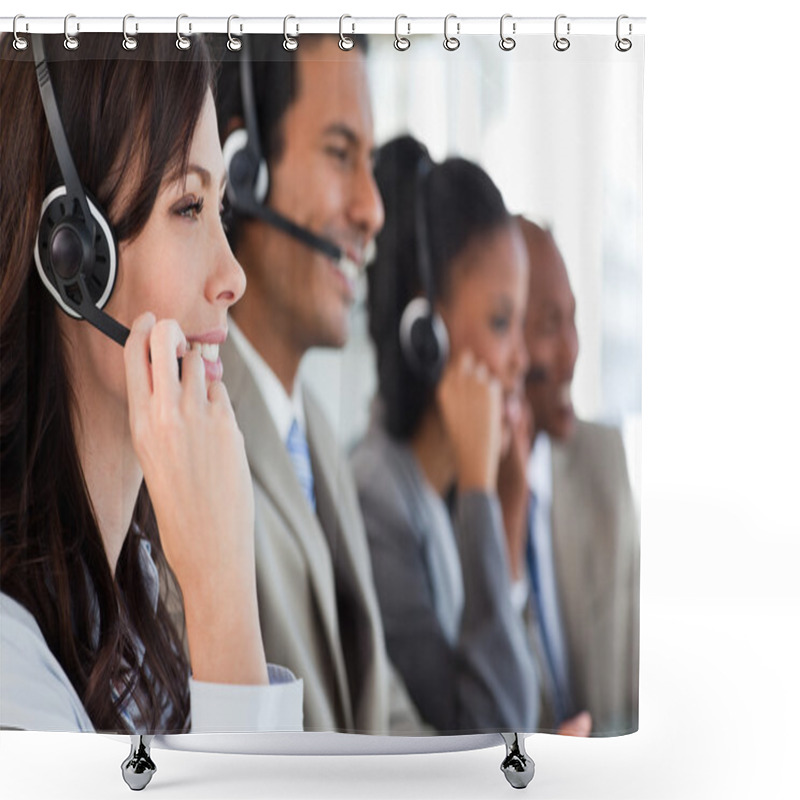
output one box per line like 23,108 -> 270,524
214,36 -> 422,733
519,218 -> 640,736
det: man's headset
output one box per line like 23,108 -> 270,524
32,34 -> 129,347
221,38 -> 360,286
398,157 -> 450,385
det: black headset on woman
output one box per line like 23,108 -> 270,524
31,34 -> 128,348
398,155 -> 450,385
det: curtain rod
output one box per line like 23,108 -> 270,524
2,15 -> 646,37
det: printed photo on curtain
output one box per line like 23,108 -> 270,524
0,21 -> 643,772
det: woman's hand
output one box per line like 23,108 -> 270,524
437,350 -> 503,492
497,391 -> 533,581
124,313 -> 267,685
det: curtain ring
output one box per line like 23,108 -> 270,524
499,14 -> 516,51
227,15 -> 242,51
12,15 -> 28,50
283,15 -> 299,51
339,15 -> 355,51
443,14 -> 460,51
122,15 -> 138,51
176,14 -> 191,50
553,14 -> 570,52
64,14 -> 79,51
394,15 -> 410,51
615,15 -> 632,52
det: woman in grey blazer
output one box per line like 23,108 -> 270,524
350,136 -> 539,733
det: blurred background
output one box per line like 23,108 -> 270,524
300,34 -> 643,505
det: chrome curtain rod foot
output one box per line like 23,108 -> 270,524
121,734 -> 157,791
500,732 -> 535,789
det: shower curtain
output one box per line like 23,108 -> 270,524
0,15 -> 644,790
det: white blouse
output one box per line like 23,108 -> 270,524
0,538 -> 303,734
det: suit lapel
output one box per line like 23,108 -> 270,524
551,428 -> 590,710
551,434 -> 578,599
304,393 -> 386,730
221,337 -> 354,726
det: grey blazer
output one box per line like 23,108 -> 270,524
350,420 -> 540,734
545,419 -> 640,735
221,336 -> 422,735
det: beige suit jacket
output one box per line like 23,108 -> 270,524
537,419 -> 640,736
221,336 -> 422,734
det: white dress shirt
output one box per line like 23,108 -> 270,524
0,537 -> 303,733
227,317 -> 306,440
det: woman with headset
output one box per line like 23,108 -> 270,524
350,136 -> 539,732
0,34 -> 301,735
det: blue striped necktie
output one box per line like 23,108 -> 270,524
286,418 -> 316,512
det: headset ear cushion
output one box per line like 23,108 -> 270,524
223,128 -> 269,206
34,186 -> 118,319
399,296 -> 449,383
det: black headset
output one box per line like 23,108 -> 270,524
32,34 -> 129,347
222,36 -> 359,282
398,156 -> 450,384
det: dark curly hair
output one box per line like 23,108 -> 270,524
368,135 -> 512,440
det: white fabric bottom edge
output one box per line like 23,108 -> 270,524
107,731 -> 512,756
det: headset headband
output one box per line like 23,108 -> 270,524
32,35 -> 96,244
414,157 -> 436,311
239,36 -> 262,164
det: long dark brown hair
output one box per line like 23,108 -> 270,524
0,33 -> 215,732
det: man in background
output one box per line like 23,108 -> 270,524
214,36 -> 421,733
519,218 -> 640,736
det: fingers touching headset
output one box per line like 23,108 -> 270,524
123,312 -> 266,685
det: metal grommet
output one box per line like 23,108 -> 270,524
443,14 -> 460,51
176,14 -> 191,50
122,15 -> 138,51
394,14 -> 410,51
227,15 -> 242,51
500,14 -> 516,51
283,15 -> 298,51
12,15 -> 29,50
339,14 -> 355,51
64,14 -> 79,51
615,15 -> 632,52
553,14 -> 570,52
